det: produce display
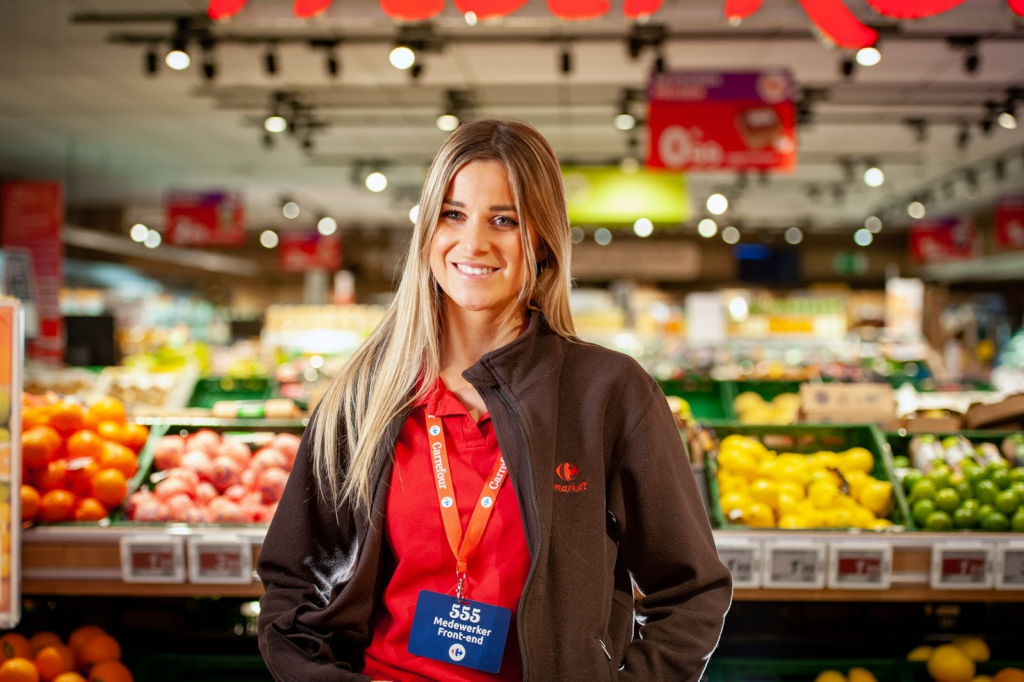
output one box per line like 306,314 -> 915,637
811,667 -> 881,682
21,395 -> 147,524
125,428 -> 299,524
711,432 -> 897,530
896,435 -> 1024,531
0,625 -> 133,681
902,636 -> 1024,682
733,390 -> 801,425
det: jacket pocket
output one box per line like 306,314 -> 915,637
606,589 -> 635,666
595,638 -> 618,682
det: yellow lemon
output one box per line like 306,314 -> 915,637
778,514 -> 807,529
845,470 -> 871,500
825,508 -> 854,528
718,450 -> 759,481
733,392 -> 765,414
848,668 -> 878,682
777,493 -> 801,517
953,636 -> 991,663
749,478 -> 780,511
906,645 -> 933,661
815,452 -> 841,470
833,494 -> 858,510
841,447 -> 875,474
859,480 -> 893,517
757,458 -> 779,480
718,473 -> 750,496
719,492 -> 751,516
927,644 -> 976,682
815,671 -> 847,682
809,480 -> 840,510
778,481 -> 805,501
868,518 -> 894,531
852,507 -> 876,528
743,501 -> 775,528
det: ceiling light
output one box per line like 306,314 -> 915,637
436,114 -> 460,132
129,224 -> 149,242
863,165 -> 884,188
619,157 -> 640,174
856,46 -> 881,67
729,297 -> 749,322
165,49 -> 190,71
698,218 -> 718,238
317,216 -> 337,236
409,204 -> 420,224
721,226 -> 740,244
570,227 -> 584,244
283,201 -> 300,219
706,193 -> 728,215
854,228 -> 873,247
260,230 -> 279,249
865,216 -> 883,233
365,172 -> 388,192
907,201 -> 926,220
464,11 -> 478,26
390,46 -> 416,70
143,230 -> 162,249
784,227 -> 803,245
998,111 -> 1018,130
633,218 -> 653,238
264,115 -> 288,133
594,228 -> 612,245
614,113 -> 636,131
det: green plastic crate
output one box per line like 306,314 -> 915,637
905,661 -> 1023,682
660,378 -> 738,420
124,653 -> 273,682
732,380 -> 804,403
709,658 -> 913,682
705,422 -> 915,531
188,377 -> 275,409
885,430 -> 1021,464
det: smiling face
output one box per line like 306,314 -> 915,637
429,159 -> 539,320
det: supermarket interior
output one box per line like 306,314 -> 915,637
2,0 -> 1024,680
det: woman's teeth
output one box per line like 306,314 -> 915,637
456,264 -> 497,275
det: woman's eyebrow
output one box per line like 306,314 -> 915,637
442,198 -> 517,211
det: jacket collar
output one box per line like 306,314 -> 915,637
461,312 -> 568,397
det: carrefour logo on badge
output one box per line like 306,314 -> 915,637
449,643 -> 466,662
441,496 -> 454,508
429,425 -> 441,436
480,496 -> 493,509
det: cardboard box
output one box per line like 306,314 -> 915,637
800,383 -> 896,412
964,394 -> 1024,430
900,410 -> 964,434
802,409 -> 900,430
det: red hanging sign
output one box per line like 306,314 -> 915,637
164,191 -> 245,247
208,0 -> 248,20
646,70 -> 796,172
864,0 -> 966,18
995,196 -> 1024,251
455,0 -> 529,19
909,217 -> 977,263
294,0 -> 332,18
278,231 -> 341,273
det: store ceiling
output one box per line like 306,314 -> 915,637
1,0 -> 1024,242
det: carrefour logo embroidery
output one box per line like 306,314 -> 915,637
448,643 -> 466,662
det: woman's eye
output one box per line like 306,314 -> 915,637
494,216 -> 519,228
441,210 -> 462,220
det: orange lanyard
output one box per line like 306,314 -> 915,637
426,414 -> 508,600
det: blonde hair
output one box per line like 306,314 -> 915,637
312,119 -> 576,512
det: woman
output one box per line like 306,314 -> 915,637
257,119 -> 732,682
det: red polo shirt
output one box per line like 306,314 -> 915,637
361,379 -> 530,681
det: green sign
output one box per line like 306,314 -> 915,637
833,251 -> 868,276
562,166 -> 689,225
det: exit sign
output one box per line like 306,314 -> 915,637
834,252 -> 868,276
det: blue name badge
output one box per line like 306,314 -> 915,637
407,590 -> 512,673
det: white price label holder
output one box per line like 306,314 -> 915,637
930,542 -> 994,590
716,539 -> 762,589
187,535 -> 253,585
827,542 -> 893,590
994,542 -> 1024,591
119,535 -> 186,584
762,542 -> 826,589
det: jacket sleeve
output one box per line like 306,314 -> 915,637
256,415 -> 375,682
607,375 -> 733,682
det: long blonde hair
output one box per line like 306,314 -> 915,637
312,119 -> 576,512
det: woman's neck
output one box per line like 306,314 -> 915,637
439,302 -> 525,387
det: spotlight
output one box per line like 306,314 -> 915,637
697,218 -> 718,238
784,227 -> 803,245
594,227 -> 612,245
144,45 -> 158,76
436,114 -> 460,132
260,230 -> 279,249
317,216 -> 338,236
907,200 -> 926,220
614,113 -> 636,131
165,48 -> 190,71
706,193 -> 728,215
265,44 -> 278,75
283,201 -> 300,219
560,47 -> 572,75
854,229 -> 873,246
863,165 -> 884,188
865,216 -> 883,233
464,11 -> 478,26
129,224 -> 149,242
365,171 -> 388,192
633,218 -> 653,238
856,46 -> 881,67
264,115 -> 288,133
721,226 -> 740,244
570,227 -> 585,244
390,46 -> 416,70
998,110 -> 1018,130
840,57 -> 855,80
143,230 -> 162,249
409,204 -> 420,224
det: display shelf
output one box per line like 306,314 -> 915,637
19,526 -> 1024,600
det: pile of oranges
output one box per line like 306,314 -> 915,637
0,626 -> 132,682
21,395 -> 148,524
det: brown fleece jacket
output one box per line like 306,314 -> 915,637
257,314 -> 732,681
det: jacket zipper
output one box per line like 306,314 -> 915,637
496,386 -> 540,682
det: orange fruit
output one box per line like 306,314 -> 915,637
117,424 -> 148,454
48,402 -> 85,437
66,628 -> 104,655
28,634 -> 61,657
38,490 -> 77,523
22,406 -> 52,431
76,636 -> 119,669
22,427 -> 61,470
90,470 -> 128,510
37,461 -> 69,494
994,670 -> 1024,682
0,657 -> 39,682
73,498 -> 108,522
0,634 -> 31,663
35,645 -> 73,681
20,486 -> 40,522
65,460 -> 99,500
53,674 -> 86,682
98,444 -> 137,480
84,398 -> 126,430
66,432 -> 104,462
86,662 -> 131,682
94,424 -> 122,445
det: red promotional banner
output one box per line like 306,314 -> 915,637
1,181 -> 64,363
909,217 -> 977,263
278,232 -> 341,273
646,70 -> 796,172
165,191 -> 245,247
995,196 -> 1024,250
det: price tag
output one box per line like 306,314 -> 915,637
187,536 -> 253,584
762,542 -> 826,589
827,543 -> 892,590
716,539 -> 762,588
930,543 -> 993,590
119,535 -> 186,584
994,543 -> 1024,591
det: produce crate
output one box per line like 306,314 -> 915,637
905,661 -> 1024,682
709,658 -> 913,682
732,380 -> 804,403
124,653 -> 272,682
187,376 -> 275,409
704,422 -> 915,531
884,430 -> 1021,464
660,378 -> 737,421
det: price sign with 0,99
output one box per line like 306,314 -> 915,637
930,544 -> 993,590
827,543 -> 893,590
994,543 -> 1024,591
187,536 -> 253,585
716,540 -> 762,588
119,536 -> 186,584
763,543 -> 826,589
